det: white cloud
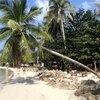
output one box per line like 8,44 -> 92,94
89,0 -> 100,5
95,0 -> 100,3
82,1 -> 91,10
35,0 -> 49,23
93,0 -> 100,7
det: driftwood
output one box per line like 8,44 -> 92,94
42,46 -> 100,79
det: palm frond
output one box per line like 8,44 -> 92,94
23,23 -> 52,41
39,30 -> 53,41
19,32 -> 34,63
44,15 -> 55,27
22,24 -> 41,33
0,27 -> 12,41
19,0 -> 27,22
24,7 -> 42,22
28,34 -> 38,47
0,38 -> 12,63
0,0 -> 16,22
0,16 -> 8,24
12,0 -> 27,22
7,19 -> 22,31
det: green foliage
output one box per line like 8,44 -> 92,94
42,8 -> 100,70
44,0 -> 74,40
66,9 -> 100,63
0,0 -> 49,66
0,28 -> 12,41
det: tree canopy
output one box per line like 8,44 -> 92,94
0,0 -> 49,67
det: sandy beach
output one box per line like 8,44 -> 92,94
0,68 -> 76,100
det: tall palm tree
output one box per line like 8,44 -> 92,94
0,0 -> 50,67
44,0 -> 74,49
41,0 -> 100,78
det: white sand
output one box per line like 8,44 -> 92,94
0,68 -> 76,100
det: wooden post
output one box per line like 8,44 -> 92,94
94,61 -> 97,72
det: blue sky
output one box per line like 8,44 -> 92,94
0,0 -> 99,50
71,0 -> 100,11
27,0 -> 100,22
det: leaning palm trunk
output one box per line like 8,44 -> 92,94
42,46 -> 100,79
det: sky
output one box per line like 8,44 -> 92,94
70,0 -> 99,11
0,0 -> 100,50
26,0 -> 100,23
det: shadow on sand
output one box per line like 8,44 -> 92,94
8,76 -> 38,85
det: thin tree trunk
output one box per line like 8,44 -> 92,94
36,51 -> 39,64
42,46 -> 100,79
61,20 -> 66,49
94,61 -> 97,72
58,8 -> 66,49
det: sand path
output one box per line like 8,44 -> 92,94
0,69 -> 76,100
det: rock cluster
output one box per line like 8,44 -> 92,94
75,80 -> 100,100
36,70 -> 80,90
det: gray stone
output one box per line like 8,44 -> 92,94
78,96 -> 87,100
95,95 -> 100,100
37,69 -> 79,90
75,80 -> 97,96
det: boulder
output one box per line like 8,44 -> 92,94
75,80 -> 100,100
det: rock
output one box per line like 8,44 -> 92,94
69,95 -> 87,100
92,88 -> 100,95
75,80 -> 96,96
81,80 -> 96,86
83,93 -> 96,100
75,80 -> 100,100
37,69 -> 79,90
95,95 -> 100,100
78,96 -> 87,100
88,95 -> 96,100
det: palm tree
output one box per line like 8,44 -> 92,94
41,1 -> 100,78
44,0 -> 74,49
0,0 -> 49,67
41,46 -> 100,79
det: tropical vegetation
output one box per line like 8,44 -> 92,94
0,0 -> 100,78
0,0 -> 49,67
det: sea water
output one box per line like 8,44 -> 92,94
0,68 -> 13,90
0,69 -> 6,82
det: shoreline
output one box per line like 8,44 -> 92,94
0,66 -> 14,91
0,66 -> 14,83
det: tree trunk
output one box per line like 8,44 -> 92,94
36,51 -> 39,64
12,42 -> 21,67
61,20 -> 66,49
94,61 -> 97,72
42,46 -> 100,79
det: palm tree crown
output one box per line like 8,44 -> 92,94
44,0 -> 74,49
0,0 -> 43,67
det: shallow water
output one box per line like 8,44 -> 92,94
0,68 -> 13,90
0,69 -> 6,82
